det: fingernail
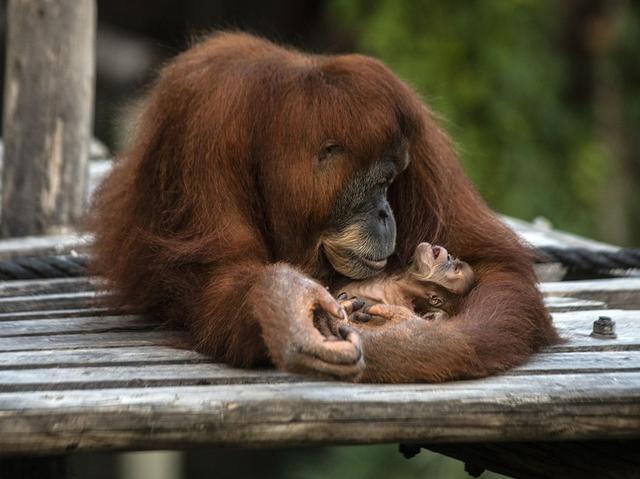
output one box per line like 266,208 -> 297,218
352,298 -> 365,310
339,307 -> 347,320
353,312 -> 370,323
355,347 -> 363,363
338,325 -> 350,339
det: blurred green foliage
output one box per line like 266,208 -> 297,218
329,0 -> 640,246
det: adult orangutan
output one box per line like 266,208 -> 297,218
90,32 -> 558,383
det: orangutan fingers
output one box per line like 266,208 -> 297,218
365,304 -> 415,322
313,314 -> 337,340
302,333 -> 363,366
351,312 -> 371,323
339,324 -> 362,353
313,288 -> 347,320
365,304 -> 395,319
313,312 -> 342,340
338,296 -> 365,315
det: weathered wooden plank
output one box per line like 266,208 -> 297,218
0,364 -> 295,392
0,308 -> 116,321
0,331 -> 190,352
0,346 -> 207,370
0,309 -> 636,352
0,315 -> 155,337
0,350 -> 636,392
0,234 -> 91,260
0,277 -> 100,297
0,372 -> 637,454
0,291 -> 107,313
0,346 -> 635,378
508,351 -> 640,374
549,309 -> 640,352
540,278 -> 640,309
0,345 -> 635,379
544,296 -> 606,312
2,0 -> 95,236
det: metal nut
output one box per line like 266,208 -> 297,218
591,316 -> 617,339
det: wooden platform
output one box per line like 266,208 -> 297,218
0,221 -> 638,478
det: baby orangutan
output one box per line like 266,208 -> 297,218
335,242 -> 475,325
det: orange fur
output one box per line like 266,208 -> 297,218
89,32 -> 558,383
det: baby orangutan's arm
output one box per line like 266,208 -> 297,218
348,304 -> 485,383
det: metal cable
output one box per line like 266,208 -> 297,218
0,255 -> 89,280
536,246 -> 640,272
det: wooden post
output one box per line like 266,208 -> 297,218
1,0 -> 96,237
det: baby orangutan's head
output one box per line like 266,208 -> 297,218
408,242 -> 475,315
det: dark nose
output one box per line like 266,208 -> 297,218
375,199 -> 396,250
378,202 -> 392,222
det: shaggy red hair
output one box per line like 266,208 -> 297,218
90,32 -> 558,382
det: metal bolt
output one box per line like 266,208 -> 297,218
591,316 -> 617,339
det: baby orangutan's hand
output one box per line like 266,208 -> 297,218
357,304 -> 416,324
314,292 -> 365,340
331,292 -> 366,326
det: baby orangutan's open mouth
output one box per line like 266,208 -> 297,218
415,242 -> 450,265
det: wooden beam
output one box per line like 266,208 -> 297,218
0,291 -> 107,313
541,278 -> 640,309
0,276 -> 101,298
1,0 -> 96,237
0,234 -> 91,260
0,373 -> 638,454
0,351 -> 637,391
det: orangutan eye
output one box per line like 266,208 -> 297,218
317,142 -> 344,163
430,295 -> 443,307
